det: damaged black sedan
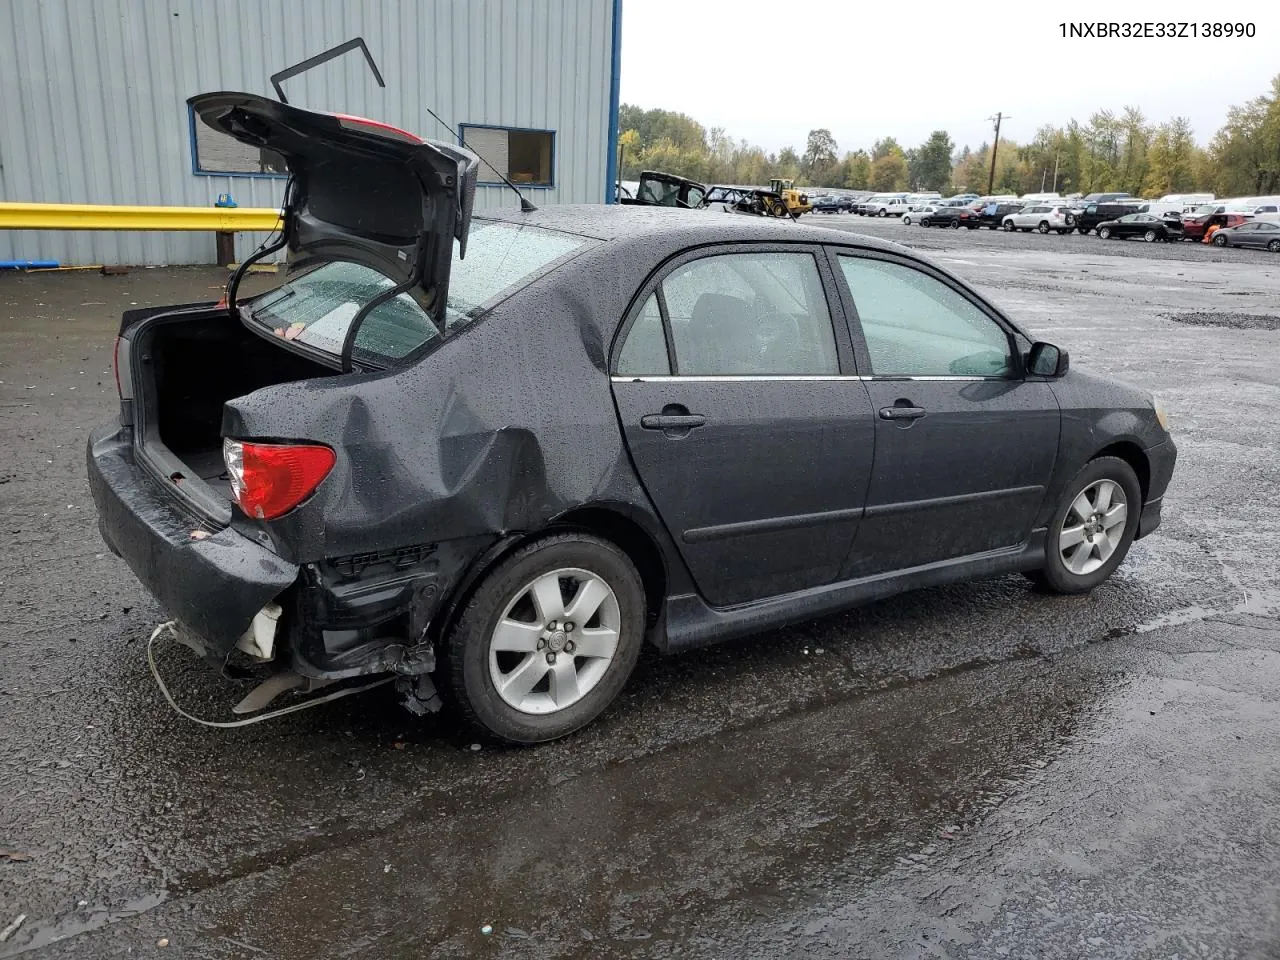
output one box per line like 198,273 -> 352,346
89,93 -> 1176,743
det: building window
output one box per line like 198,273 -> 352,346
459,124 -> 554,187
189,107 -> 288,178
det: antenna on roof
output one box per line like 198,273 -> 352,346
270,38 -> 385,104
422,105 -> 538,213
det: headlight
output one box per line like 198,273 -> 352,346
1153,397 -> 1170,432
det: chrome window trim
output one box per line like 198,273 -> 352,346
610,375 -> 1010,383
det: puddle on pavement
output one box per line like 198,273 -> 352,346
161,656 -> 1117,958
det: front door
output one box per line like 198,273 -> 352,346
611,247 -> 875,607
831,251 -> 1060,577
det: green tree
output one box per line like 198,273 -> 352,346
1206,75 -> 1280,195
871,152 -> 909,191
618,104 -> 707,154
872,137 -> 903,161
802,128 -> 839,184
909,130 -> 955,191
841,150 -> 872,189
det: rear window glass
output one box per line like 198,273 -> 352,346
249,221 -> 590,366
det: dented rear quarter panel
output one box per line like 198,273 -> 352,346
220,219 -> 698,603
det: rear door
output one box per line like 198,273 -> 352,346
1251,221 -> 1280,248
611,245 -> 876,607
190,92 -> 479,329
830,249 -> 1059,577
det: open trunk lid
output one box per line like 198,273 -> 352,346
189,91 -> 479,328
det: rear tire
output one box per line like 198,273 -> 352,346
1143,229 -> 1157,242
921,218 -> 932,227
1038,221 -> 1050,234
951,219 -> 961,228
1025,456 -> 1142,595
1003,220 -> 1015,232
1269,239 -> 1280,252
442,532 -> 646,744
1098,226 -> 1112,239
903,215 -> 912,225
877,209 -> 888,217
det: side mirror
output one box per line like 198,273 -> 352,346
1027,341 -> 1069,378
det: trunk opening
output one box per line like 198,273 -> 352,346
132,310 -> 338,520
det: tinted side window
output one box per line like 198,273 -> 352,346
838,256 -> 1014,378
661,252 -> 838,375
617,294 -> 670,375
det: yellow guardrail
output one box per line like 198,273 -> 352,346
0,202 -> 283,231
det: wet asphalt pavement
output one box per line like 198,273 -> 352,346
2,223 -> 1279,959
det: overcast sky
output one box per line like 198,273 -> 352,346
619,0 -> 1278,154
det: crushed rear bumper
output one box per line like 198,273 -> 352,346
87,425 -> 298,656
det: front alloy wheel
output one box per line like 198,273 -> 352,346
1058,480 -> 1128,575
1144,229 -> 1158,242
444,533 -> 645,743
1026,456 -> 1142,594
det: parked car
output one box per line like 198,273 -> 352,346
1001,204 -> 1073,234
1070,201 -> 1143,234
884,197 -> 917,217
1182,205 -> 1250,241
901,203 -> 938,226
1074,192 -> 1134,206
921,205 -> 981,228
976,201 -> 1025,230
1208,220 -> 1280,250
88,91 -> 1177,744
866,194 -> 908,217
1096,213 -> 1184,242
811,195 -> 843,213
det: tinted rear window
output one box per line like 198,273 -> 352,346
249,221 -> 590,366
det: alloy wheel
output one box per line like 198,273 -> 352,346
1059,480 -> 1128,575
487,567 -> 620,715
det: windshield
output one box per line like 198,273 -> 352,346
249,221 -> 590,366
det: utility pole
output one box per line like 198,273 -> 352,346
1052,151 -> 1061,193
986,112 -> 1008,194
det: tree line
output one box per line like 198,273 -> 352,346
618,74 -> 1280,198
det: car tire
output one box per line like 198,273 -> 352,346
1025,456 -> 1142,595
1143,230 -> 1157,242
1003,220 -> 1015,232
1038,221 -> 1050,234
951,219 -> 961,229
1213,233 -> 1228,247
1269,239 -> 1280,252
442,532 -> 646,744
877,209 -> 888,217
1098,227 -> 1111,239
903,216 -> 912,225
921,218 -> 931,227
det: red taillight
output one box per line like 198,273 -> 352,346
223,439 -> 335,520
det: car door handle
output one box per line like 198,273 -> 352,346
641,414 -> 707,430
879,405 -> 927,421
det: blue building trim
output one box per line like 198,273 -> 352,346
605,0 -> 623,203
458,122 -> 557,188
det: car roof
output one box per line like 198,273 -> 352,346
478,204 -> 906,252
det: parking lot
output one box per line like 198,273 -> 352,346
2,223 -> 1279,958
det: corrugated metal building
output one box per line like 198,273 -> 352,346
0,0 -> 622,265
